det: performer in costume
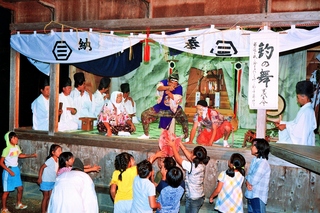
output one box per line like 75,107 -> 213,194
269,80 -> 316,146
58,77 -> 78,132
189,100 -> 232,147
138,72 -> 189,141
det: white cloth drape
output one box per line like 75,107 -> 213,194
11,27 -> 320,64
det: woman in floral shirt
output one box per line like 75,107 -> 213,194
97,91 -> 136,136
189,100 -> 232,147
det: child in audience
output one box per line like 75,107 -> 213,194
57,151 -> 74,175
157,166 -> 185,213
0,131 -> 37,213
245,138 -> 271,213
131,159 -> 161,213
167,140 -> 210,213
110,152 -> 137,213
155,157 -> 177,193
209,153 -> 246,213
57,151 -> 101,175
37,144 -> 62,213
155,157 -> 185,196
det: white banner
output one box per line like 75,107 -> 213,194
10,31 -> 141,64
10,26 -> 320,64
248,31 -> 279,109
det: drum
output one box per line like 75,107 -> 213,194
266,94 -> 286,116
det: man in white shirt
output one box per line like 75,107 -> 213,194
31,78 -> 51,131
93,77 -> 111,117
270,80 -> 317,146
121,83 -> 139,123
70,72 -> 95,129
48,158 -> 99,213
58,77 -> 78,131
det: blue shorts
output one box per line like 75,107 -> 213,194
2,166 -> 23,192
40,181 -> 55,191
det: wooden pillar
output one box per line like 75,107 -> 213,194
9,48 -> 20,131
48,64 -> 60,135
256,109 -> 266,139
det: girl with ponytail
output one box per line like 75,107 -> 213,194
167,140 -> 210,213
110,152 -> 136,213
209,153 -> 246,213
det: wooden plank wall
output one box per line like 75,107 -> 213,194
1,0 -> 319,26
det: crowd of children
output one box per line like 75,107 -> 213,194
0,131 -> 271,213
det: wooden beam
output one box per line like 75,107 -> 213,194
270,143 -> 320,175
9,11 -> 320,32
9,48 -> 20,130
2,0 -> 37,2
48,63 -> 59,135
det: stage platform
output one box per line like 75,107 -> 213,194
60,122 -> 260,148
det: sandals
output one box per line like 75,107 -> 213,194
15,203 -> 27,210
1,209 -> 11,213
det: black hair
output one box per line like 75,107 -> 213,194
192,146 -> 210,168
62,77 -> 72,88
98,77 -> 111,90
46,144 -> 62,161
137,159 -> 152,178
252,138 -> 270,160
58,152 -> 74,169
8,132 -> 17,141
114,152 -> 133,181
296,80 -> 314,100
40,77 -> 50,90
74,72 -> 85,88
197,100 -> 208,107
226,153 -> 246,177
166,166 -> 183,188
163,157 -> 176,170
120,83 -> 130,93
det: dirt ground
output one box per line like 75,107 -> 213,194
4,196 -> 41,213
4,195 -> 111,213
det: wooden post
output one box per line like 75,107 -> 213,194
9,48 -> 20,131
48,64 -> 60,135
256,109 -> 266,139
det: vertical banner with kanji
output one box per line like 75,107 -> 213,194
249,32 -> 279,110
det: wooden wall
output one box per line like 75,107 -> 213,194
0,0 -> 319,25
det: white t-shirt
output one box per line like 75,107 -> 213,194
131,176 -> 156,213
42,157 -> 58,182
